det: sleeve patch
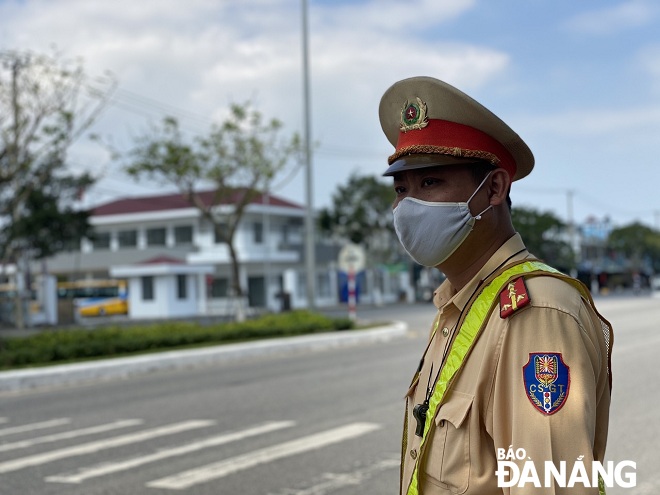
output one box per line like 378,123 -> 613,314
522,353 -> 570,415
499,276 -> 530,318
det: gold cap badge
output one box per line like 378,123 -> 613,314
400,97 -> 428,132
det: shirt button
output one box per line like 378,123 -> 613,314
442,327 -> 449,337
410,449 -> 418,459
439,420 -> 446,427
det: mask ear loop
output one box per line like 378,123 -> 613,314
474,205 -> 493,220
467,170 -> 494,220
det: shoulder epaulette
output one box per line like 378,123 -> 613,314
499,276 -> 531,318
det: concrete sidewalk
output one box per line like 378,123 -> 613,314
0,322 -> 408,393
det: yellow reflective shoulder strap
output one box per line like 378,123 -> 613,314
405,260 -> 558,495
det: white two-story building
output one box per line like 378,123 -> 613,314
44,189 -> 408,321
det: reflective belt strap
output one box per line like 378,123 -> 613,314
405,260 -> 560,495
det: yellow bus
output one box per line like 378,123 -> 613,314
57,279 -> 129,317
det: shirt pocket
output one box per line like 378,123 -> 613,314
423,391 -> 474,494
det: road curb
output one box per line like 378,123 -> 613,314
0,322 -> 408,393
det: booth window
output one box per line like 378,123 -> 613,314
177,275 -> 187,299
142,276 -> 154,301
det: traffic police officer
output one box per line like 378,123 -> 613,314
379,76 -> 613,494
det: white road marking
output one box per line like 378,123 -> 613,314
0,420 -> 214,474
0,418 -> 71,437
46,421 -> 295,484
147,422 -> 381,490
0,419 -> 144,452
267,457 -> 399,495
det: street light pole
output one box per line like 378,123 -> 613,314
301,0 -> 316,309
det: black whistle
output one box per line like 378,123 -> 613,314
413,402 -> 429,437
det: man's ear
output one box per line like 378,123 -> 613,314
488,168 -> 511,206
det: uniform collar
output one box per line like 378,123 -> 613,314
433,233 -> 531,312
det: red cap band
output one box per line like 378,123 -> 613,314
395,119 -> 517,179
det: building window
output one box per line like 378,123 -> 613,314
281,224 -> 289,246
317,272 -> 331,298
296,272 -> 306,298
177,274 -> 187,300
174,225 -> 193,245
213,224 -> 229,244
253,222 -> 263,244
209,277 -> 228,298
146,227 -> 167,247
63,238 -> 81,251
117,230 -> 137,248
142,276 -> 154,301
92,232 -> 111,250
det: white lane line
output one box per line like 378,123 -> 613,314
0,420 -> 214,474
0,419 -> 144,452
147,422 -> 381,490
46,421 -> 295,484
0,418 -> 71,437
268,457 -> 400,495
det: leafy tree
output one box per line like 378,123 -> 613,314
5,178 -> 94,259
0,49 -> 115,327
318,173 -> 398,263
512,207 -> 574,271
124,104 -> 301,319
607,222 -> 660,271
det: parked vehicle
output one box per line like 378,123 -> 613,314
57,279 -> 129,317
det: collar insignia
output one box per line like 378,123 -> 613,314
400,97 -> 428,132
523,353 -> 570,415
500,276 -> 530,318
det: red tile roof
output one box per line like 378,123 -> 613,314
91,189 -> 303,216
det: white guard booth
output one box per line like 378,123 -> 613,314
110,256 -> 214,320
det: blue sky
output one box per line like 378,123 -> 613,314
1,0 -> 659,228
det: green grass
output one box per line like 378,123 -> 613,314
0,310 -> 353,370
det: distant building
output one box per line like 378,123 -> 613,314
43,189 -> 407,320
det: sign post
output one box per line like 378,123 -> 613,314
338,244 -> 366,321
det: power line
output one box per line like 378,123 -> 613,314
102,86 -> 387,167
107,89 -> 215,133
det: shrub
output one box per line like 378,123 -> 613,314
0,310 -> 354,370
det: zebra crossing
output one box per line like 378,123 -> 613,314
0,415 -> 388,492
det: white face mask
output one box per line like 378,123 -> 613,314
392,172 -> 493,267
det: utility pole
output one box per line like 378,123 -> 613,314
301,0 -> 316,309
567,189 -> 577,275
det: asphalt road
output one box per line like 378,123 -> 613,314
0,297 -> 658,495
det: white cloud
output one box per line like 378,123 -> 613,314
311,0 -> 476,32
563,0 -> 658,34
0,0 -> 513,206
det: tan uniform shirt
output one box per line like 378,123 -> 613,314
401,234 -> 612,495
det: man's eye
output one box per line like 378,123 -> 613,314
394,186 -> 406,194
422,178 -> 438,187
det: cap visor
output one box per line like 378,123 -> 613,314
383,154 -> 488,176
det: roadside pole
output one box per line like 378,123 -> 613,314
338,244 -> 366,323
347,268 -> 356,321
